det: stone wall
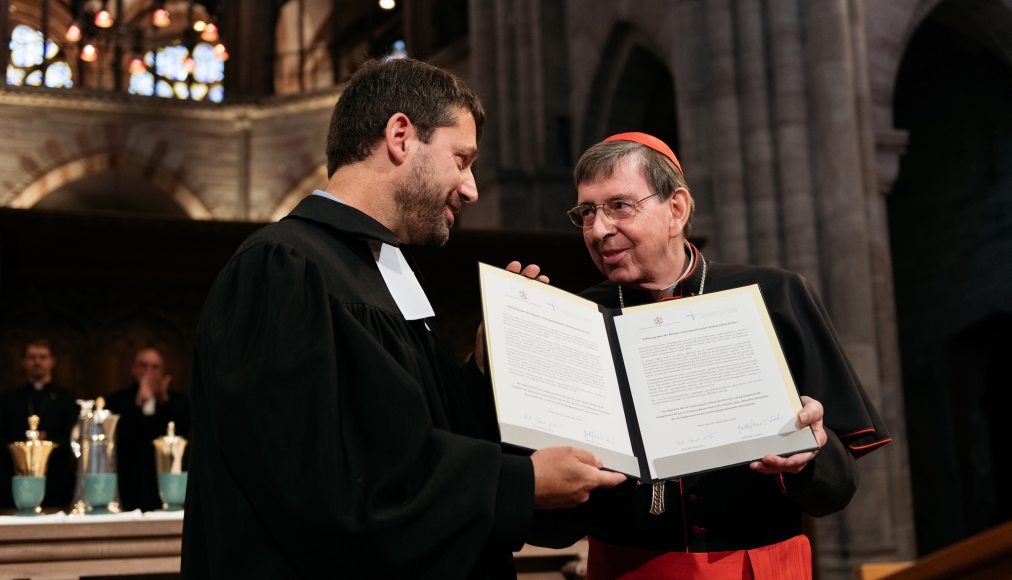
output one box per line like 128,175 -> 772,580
0,89 -> 338,222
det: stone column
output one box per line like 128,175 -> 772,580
734,0 -> 780,266
704,0 -> 749,262
850,0 -> 917,566
803,0 -> 911,577
467,0 -> 573,229
803,0 -> 876,341
222,1 -> 281,98
236,112 -> 252,221
768,0 -> 821,288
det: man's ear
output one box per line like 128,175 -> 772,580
385,112 -> 414,165
668,187 -> 692,237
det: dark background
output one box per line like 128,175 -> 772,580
0,207 -> 603,399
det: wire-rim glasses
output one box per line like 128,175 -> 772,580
567,192 -> 663,228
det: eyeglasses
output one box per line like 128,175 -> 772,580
567,192 -> 663,228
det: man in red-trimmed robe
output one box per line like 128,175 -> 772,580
530,133 -> 891,579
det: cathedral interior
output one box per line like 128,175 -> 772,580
1,0 -> 1010,578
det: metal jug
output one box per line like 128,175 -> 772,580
70,397 -> 121,514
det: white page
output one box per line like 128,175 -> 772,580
613,285 -> 813,479
479,264 -> 638,475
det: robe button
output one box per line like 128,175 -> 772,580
691,525 -> 706,535
687,493 -> 700,502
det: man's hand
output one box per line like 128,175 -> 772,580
474,261 -> 551,373
504,261 -> 550,284
750,395 -> 827,475
531,446 -> 626,508
136,373 -> 172,407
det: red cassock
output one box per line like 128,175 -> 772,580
588,535 -> 812,580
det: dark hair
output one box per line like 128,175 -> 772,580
326,58 -> 485,177
22,339 -> 53,358
574,139 -> 695,238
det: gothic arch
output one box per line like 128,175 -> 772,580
579,23 -> 677,152
270,164 -> 328,221
8,152 -> 212,220
872,0 -> 1012,128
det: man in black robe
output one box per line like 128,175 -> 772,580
105,347 -> 190,511
182,58 -> 624,579
0,340 -> 78,509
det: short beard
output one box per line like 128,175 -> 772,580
394,151 -> 452,247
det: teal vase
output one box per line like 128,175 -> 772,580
12,475 -> 45,516
158,472 -> 188,510
84,472 -> 117,514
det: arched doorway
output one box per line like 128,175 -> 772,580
582,26 -> 678,151
602,45 -> 677,149
889,0 -> 1012,555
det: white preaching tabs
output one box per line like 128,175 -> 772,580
376,243 -> 436,321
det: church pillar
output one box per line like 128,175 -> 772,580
851,0 -> 918,566
703,0 -> 749,263
802,0 -> 875,346
767,0 -> 821,287
734,0 -> 780,267
222,1 -> 280,99
802,0 -> 914,576
467,0 -> 573,229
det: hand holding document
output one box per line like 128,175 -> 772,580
530,446 -> 626,508
479,263 -> 818,481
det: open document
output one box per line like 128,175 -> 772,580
478,263 -> 818,481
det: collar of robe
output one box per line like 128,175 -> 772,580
619,242 -> 705,307
285,193 -> 400,246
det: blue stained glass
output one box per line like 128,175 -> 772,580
10,25 -> 44,67
45,62 -> 73,88
192,42 -> 224,83
129,71 -> 156,96
156,79 -> 174,98
155,45 -> 190,81
144,51 -> 155,67
208,84 -> 224,103
9,25 -> 72,90
7,65 -> 26,86
192,43 -> 214,60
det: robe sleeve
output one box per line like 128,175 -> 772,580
777,428 -> 858,516
192,241 -> 533,577
769,273 -> 892,457
762,272 -> 887,516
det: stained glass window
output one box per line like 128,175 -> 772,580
6,24 -> 73,88
128,42 -> 225,102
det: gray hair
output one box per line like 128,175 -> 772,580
574,140 -> 695,238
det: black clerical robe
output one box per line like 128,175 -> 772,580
182,195 -> 533,579
104,385 -> 190,511
0,382 -> 79,508
530,248 -> 890,554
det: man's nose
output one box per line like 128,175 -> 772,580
458,170 -> 478,204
